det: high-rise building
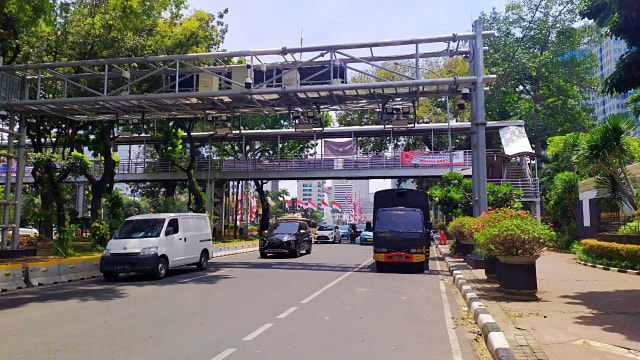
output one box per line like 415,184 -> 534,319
587,37 -> 634,122
297,180 -> 325,205
332,180 -> 372,222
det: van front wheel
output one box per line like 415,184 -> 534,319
155,258 -> 168,280
197,251 -> 208,271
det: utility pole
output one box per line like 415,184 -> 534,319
446,96 -> 453,173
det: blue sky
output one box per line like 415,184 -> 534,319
188,0 -> 510,53
187,0 -> 511,197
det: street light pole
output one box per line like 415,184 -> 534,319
446,96 -> 453,173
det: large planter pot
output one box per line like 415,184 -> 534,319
484,256 -> 498,282
496,256 -> 539,300
456,240 -> 474,256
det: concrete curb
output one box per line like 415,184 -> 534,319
435,245 -> 515,360
576,260 -> 640,275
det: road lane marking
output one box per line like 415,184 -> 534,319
300,258 -> 373,304
242,323 -> 273,341
436,255 -> 463,360
210,348 -> 236,360
276,306 -> 298,319
178,269 -> 230,283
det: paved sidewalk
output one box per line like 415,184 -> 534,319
441,246 -> 640,360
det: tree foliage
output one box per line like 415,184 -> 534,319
579,0 -> 640,94
482,0 -> 599,155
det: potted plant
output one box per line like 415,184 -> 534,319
447,216 -> 475,256
469,209 -> 534,281
475,216 -> 554,299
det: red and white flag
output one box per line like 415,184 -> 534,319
350,194 -> 356,223
285,199 -> 293,207
307,200 -> 318,210
249,195 -> 257,222
321,200 -> 330,208
332,201 -> 342,211
358,195 -> 364,223
297,199 -> 308,209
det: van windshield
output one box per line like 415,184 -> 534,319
114,219 -> 166,239
375,210 -> 423,232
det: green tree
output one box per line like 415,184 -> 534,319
578,114 -> 640,210
482,0 -> 599,156
579,0 -> 640,94
0,0 -> 54,65
547,171 -> 579,242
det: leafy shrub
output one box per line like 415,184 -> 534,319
55,224 -> 76,257
436,221 -> 447,231
89,219 -> 110,251
580,239 -> 640,270
474,214 -> 555,257
555,233 -> 577,250
618,219 -> 640,235
466,208 -> 532,243
447,216 -> 474,243
449,238 -> 458,254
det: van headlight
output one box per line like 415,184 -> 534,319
102,249 -> 111,256
140,247 -> 158,256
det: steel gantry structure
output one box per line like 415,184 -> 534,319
0,19 -> 495,242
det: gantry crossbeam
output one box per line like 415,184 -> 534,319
0,31 -> 495,121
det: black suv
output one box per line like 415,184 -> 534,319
260,221 -> 312,258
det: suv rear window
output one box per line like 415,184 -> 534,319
269,222 -> 299,234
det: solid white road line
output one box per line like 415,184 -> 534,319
242,323 -> 274,341
178,269 -> 230,283
210,348 -> 237,360
276,306 -> 299,319
300,258 -> 373,304
436,255 -> 464,360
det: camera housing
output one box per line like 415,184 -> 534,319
456,100 -> 466,110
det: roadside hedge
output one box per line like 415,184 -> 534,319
580,239 -> 640,270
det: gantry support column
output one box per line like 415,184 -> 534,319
207,179 -> 227,240
470,19 -> 488,217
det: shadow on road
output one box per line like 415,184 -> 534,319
219,256 -> 441,276
0,266 -> 232,310
560,289 -> 640,342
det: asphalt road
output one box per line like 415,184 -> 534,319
0,242 -> 477,360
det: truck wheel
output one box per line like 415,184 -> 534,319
103,272 -> 118,282
376,261 -> 386,273
155,258 -> 168,280
414,261 -> 425,273
196,251 -> 208,271
259,250 -> 268,258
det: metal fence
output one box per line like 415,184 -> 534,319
487,178 -> 540,200
598,215 -> 638,234
84,150 -> 474,175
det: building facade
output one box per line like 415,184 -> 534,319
297,180 -> 326,205
588,37 -> 634,122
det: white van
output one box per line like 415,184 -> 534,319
100,213 -> 213,281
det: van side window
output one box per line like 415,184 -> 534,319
166,218 -> 179,236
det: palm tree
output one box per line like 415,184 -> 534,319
578,114 -> 639,210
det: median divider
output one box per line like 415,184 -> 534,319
0,264 -> 26,291
79,256 -> 102,279
27,256 -> 102,286
211,240 -> 259,257
27,261 -> 62,286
